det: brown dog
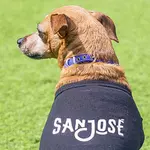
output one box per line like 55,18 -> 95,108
17,5 -> 144,150
17,5 -> 129,90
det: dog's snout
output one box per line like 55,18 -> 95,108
17,38 -> 24,46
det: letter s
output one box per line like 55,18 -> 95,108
108,119 -> 116,134
52,118 -> 62,134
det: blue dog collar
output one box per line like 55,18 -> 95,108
64,54 -> 117,68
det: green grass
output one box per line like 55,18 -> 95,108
0,0 -> 150,149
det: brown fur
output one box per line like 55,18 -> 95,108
17,5 -> 130,90
57,63 -> 129,90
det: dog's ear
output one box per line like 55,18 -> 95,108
51,14 -> 69,38
89,11 -> 119,43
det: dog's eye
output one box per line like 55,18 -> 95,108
38,30 -> 47,42
37,24 -> 47,42
38,31 -> 44,38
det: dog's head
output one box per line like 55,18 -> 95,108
17,6 -> 119,66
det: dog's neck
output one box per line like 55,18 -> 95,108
56,22 -> 129,90
56,48 -> 129,91
56,62 -> 130,91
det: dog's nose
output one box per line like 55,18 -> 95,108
17,38 -> 24,46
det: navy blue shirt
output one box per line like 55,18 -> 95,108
40,80 -> 144,150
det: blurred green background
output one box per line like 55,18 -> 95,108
0,0 -> 150,149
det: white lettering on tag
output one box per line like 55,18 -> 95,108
52,118 -> 125,142
75,120 -> 95,142
75,119 -> 86,130
62,118 -> 74,133
108,119 -> 116,134
52,118 -> 61,134
117,119 -> 124,136
96,119 -> 108,135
